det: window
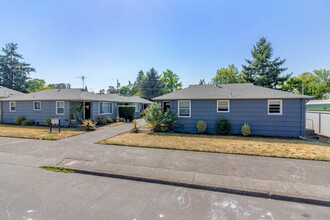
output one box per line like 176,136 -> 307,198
178,100 -> 191,117
217,100 -> 230,112
56,101 -> 65,115
33,101 -> 41,111
9,102 -> 16,112
134,103 -> 139,113
99,102 -> 113,114
268,100 -> 282,115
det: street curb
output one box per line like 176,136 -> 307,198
41,166 -> 330,207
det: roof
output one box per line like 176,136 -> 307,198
2,88 -> 153,104
0,86 -> 24,98
307,100 -> 330,106
153,83 -> 312,100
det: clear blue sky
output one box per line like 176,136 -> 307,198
0,0 -> 329,92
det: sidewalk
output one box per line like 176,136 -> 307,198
0,121 -> 329,204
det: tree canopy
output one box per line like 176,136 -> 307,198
26,78 -> 54,93
212,64 -> 245,84
161,69 -> 182,93
119,86 -> 131,96
0,43 -> 35,92
48,83 -> 71,89
141,68 -> 164,100
242,37 -> 291,88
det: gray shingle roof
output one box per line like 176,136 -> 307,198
153,83 -> 312,100
0,86 -> 24,98
2,88 -> 153,104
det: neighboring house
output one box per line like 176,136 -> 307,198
0,86 -> 24,120
0,89 -> 151,126
153,83 -> 312,137
306,100 -> 330,112
323,93 -> 330,100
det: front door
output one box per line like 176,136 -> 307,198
84,102 -> 91,119
163,102 -> 170,112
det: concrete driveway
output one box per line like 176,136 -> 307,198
0,120 -> 329,204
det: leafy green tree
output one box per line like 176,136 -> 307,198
199,79 -> 206,85
26,78 -> 54,93
119,86 -> 131,96
107,85 -> 118,94
161,69 -> 182,93
242,37 -> 291,88
130,70 -> 145,95
0,43 -> 35,92
99,89 -> 105,94
48,83 -> 71,89
141,68 -> 164,100
211,64 -> 245,84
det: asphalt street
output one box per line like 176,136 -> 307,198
0,163 -> 329,220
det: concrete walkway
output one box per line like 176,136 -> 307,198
0,120 -> 329,204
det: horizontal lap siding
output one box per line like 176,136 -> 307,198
1,101 -> 70,126
170,99 -> 304,137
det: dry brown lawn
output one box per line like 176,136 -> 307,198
103,122 -> 128,127
0,124 -> 84,140
100,132 -> 330,161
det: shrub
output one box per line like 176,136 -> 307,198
21,120 -> 34,126
131,119 -> 139,133
69,106 -> 83,120
118,105 -> 135,121
215,118 -> 231,135
106,116 -> 113,123
82,120 -> 96,131
16,116 -> 24,125
196,120 -> 207,133
144,103 -> 177,132
241,123 -> 251,136
96,115 -> 107,125
45,117 -> 51,126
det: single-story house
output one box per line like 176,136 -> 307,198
306,100 -> 330,112
0,88 -> 151,126
153,83 -> 312,137
0,86 -> 24,118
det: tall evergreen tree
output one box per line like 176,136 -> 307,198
161,69 -> 182,93
242,37 -> 290,88
0,43 -> 35,92
130,70 -> 145,95
141,68 -> 164,100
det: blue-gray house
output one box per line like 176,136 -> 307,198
153,83 -> 312,137
0,88 -> 152,126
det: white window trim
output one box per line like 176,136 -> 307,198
217,100 -> 230,113
178,100 -> 191,118
56,101 -> 65,115
99,102 -> 113,114
268,100 -> 283,115
9,101 -> 16,112
33,101 -> 41,111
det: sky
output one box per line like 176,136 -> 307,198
0,0 -> 329,92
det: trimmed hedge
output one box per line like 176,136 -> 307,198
118,105 -> 135,121
215,118 -> 231,135
21,120 -> 34,126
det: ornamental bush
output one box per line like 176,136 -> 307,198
82,120 -> 96,131
144,103 -> 177,132
215,118 -> 231,135
196,120 -> 207,133
21,120 -> 34,126
96,114 -> 107,125
118,105 -> 135,121
241,123 -> 251,136
16,116 -> 24,125
45,117 -> 51,126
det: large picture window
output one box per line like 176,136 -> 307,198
178,100 -> 191,117
99,102 -> 113,114
56,101 -> 65,115
268,100 -> 282,115
217,100 -> 230,112
9,102 -> 16,112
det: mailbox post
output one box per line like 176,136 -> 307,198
49,118 -> 61,133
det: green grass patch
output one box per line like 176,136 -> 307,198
45,166 -> 75,173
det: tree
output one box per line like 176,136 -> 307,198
0,43 -> 35,92
242,37 -> 291,88
99,89 -> 105,94
119,86 -> 131,96
107,86 -> 118,94
211,64 -> 245,84
130,70 -> 145,95
199,79 -> 206,85
281,69 -> 330,99
48,83 -> 71,89
141,68 -> 164,100
26,78 -> 54,93
161,69 -> 182,93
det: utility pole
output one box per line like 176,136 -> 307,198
116,79 -> 120,93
